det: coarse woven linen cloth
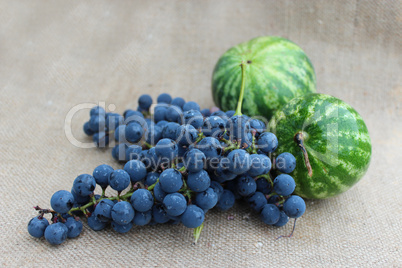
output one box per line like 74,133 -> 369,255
0,0 -> 401,267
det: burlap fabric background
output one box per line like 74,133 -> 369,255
1,1 -> 401,267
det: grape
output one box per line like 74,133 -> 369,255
187,170 -> 210,192
64,217 -> 83,238
202,116 -> 225,137
275,152 -> 296,174
273,174 -> 296,196
162,193 -> 187,216
44,223 -> 68,245
138,94 -> 153,110
50,190 -> 75,214
257,132 -> 278,153
209,171 -> 226,183
183,110 -> 204,129
94,199 -> 115,222
183,101 -> 200,112
176,124 -> 198,146
145,172 -> 159,187
249,119 -> 266,135
71,187 -> 90,204
144,118 -> 155,129
130,189 -> 154,212
176,162 -> 185,169
260,204 -> 280,225
159,168 -> 183,193
153,182 -> 167,202
195,188 -> 218,210
171,97 -> 186,109
166,106 -> 183,123
157,93 -> 172,104
156,120 -> 169,128
211,110 -> 227,119
267,194 -> 280,204
111,201 -> 135,225
225,110 -> 235,117
126,145 -> 142,161
87,214 -> 107,231
248,154 -> 271,177
200,108 -> 211,117
90,106 -> 106,117
112,143 -> 129,162
184,148 -> 206,173
152,204 -> 170,223
124,160 -> 147,183
154,104 -> 168,122
167,214 -> 181,224
216,189 -> 235,211
162,122 -> 181,140
155,138 -> 178,161
124,109 -> 140,119
106,113 -> 123,131
125,122 -> 144,143
132,210 -> 152,226
256,178 -> 272,195
89,115 -> 106,132
225,180 -> 242,200
125,113 -> 146,127
114,125 -> 127,142
111,221 -> 133,233
83,122 -> 94,136
140,147 -> 158,170
180,205 -> 204,228
196,137 -> 221,159
93,164 -> 114,188
226,115 -> 250,140
108,169 -> 130,192
227,149 -> 251,175
178,145 -> 188,158
215,159 -> 237,182
28,216 -> 49,238
93,131 -> 109,147
274,211 -> 289,227
283,195 -> 306,218
209,181 -> 224,199
246,192 -> 267,212
145,125 -> 162,145
236,175 -> 257,197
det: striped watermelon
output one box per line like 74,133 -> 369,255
212,36 -> 316,120
269,93 -> 372,199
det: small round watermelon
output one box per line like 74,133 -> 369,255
212,36 -> 316,120
269,93 -> 372,199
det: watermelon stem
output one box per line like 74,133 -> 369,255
234,62 -> 246,116
294,132 -> 313,177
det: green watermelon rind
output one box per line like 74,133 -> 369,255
269,93 -> 372,199
212,36 -> 316,120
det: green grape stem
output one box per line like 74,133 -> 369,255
68,190 -> 136,216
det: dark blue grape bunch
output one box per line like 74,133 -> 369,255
30,92 -> 306,245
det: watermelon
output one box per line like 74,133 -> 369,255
212,36 -> 316,120
269,93 -> 372,199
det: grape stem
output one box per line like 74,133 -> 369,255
68,190 -> 135,216
234,62 -> 246,116
276,219 -> 297,240
294,132 -> 313,177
